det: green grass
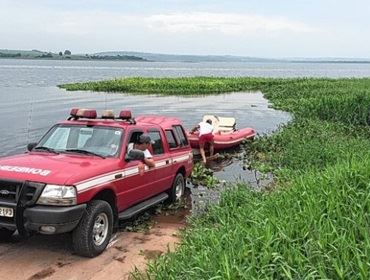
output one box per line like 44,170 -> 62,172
144,158 -> 370,279
64,76 -> 370,279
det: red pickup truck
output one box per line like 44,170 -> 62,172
0,109 -> 193,257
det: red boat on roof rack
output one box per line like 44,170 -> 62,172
186,115 -> 256,150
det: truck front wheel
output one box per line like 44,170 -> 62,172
72,200 -> 113,257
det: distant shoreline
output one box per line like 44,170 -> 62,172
1,49 -> 370,64
0,50 -> 148,62
0,56 -> 150,62
1,57 -> 370,64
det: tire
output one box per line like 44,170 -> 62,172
0,228 -> 15,241
167,173 -> 185,203
72,200 -> 113,257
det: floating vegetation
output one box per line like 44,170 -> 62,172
58,77 -> 268,95
189,162 -> 220,188
61,76 -> 370,278
137,77 -> 370,279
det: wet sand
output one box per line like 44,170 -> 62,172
0,208 -> 188,280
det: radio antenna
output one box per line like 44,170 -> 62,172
104,89 -> 108,110
26,95 -> 34,143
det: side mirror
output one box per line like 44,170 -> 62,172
125,149 -> 145,162
27,142 -> 37,152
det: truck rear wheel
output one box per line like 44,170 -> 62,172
167,173 -> 185,203
0,228 -> 15,241
72,200 -> 113,257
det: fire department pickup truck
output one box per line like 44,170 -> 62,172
0,109 -> 193,257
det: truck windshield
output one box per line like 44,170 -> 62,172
36,124 -> 124,158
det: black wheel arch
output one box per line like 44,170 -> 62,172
92,188 -> 118,226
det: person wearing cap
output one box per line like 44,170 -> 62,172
127,134 -> 155,168
190,119 -> 214,164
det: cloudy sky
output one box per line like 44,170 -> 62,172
1,0 -> 369,58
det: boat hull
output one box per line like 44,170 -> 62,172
186,128 -> 255,150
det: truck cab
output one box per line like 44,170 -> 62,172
0,109 -> 193,257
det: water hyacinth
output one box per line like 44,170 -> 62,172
63,77 -> 370,279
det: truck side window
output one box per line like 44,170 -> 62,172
128,131 -> 144,144
148,131 -> 164,155
165,130 -> 178,149
173,125 -> 188,146
126,130 -> 144,153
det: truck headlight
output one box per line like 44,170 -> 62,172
37,185 -> 77,206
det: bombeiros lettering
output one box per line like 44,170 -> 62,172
0,165 -> 51,176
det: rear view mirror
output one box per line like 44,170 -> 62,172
125,149 -> 145,161
27,142 -> 37,151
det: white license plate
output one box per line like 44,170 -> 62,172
0,207 -> 14,217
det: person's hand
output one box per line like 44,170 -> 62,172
138,162 -> 145,176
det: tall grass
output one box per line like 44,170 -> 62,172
245,119 -> 370,173
63,76 -> 370,279
136,77 -> 370,279
146,157 -> 370,279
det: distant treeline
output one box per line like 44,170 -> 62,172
88,55 -> 146,61
0,51 -> 147,61
0,52 -> 22,58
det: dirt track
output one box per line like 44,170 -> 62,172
0,209 -> 188,280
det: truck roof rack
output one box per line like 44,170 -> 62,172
68,108 -> 136,124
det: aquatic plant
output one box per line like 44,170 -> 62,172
190,163 -> 220,188
63,76 -> 370,278
59,76 -> 268,95
146,158 -> 370,279
132,77 -> 370,279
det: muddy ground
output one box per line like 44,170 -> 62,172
0,206 -> 188,280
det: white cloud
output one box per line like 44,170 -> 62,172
0,7 -> 316,37
0,6 -> 323,55
146,12 -> 316,35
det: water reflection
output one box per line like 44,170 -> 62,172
188,153 -> 273,217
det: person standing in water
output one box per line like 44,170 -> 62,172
191,119 -> 214,163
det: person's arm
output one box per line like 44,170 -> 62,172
144,157 -> 155,168
143,149 -> 155,168
190,125 -> 200,134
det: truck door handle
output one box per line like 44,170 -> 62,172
166,160 -> 170,164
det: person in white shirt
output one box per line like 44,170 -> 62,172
127,134 -> 155,168
191,119 -> 214,163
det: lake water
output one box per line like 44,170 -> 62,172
1,59 -> 370,87
1,58 -> 369,158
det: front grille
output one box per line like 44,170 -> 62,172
0,179 -> 22,203
23,184 -> 38,204
0,180 -> 45,232
0,179 -> 44,205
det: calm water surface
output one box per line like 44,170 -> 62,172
2,58 -> 368,182
0,59 -> 300,157
1,59 -> 370,87
0,88 -> 290,157
0,59 -> 367,216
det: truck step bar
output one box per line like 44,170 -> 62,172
118,192 -> 169,220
